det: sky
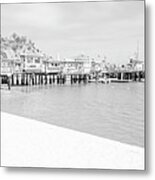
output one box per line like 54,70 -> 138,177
1,1 -> 144,64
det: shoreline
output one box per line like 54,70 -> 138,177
1,112 -> 144,170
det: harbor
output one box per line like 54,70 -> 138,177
1,1 -> 145,170
0,71 -> 145,87
0,69 -> 145,88
1,48 -> 145,169
1,34 -> 145,148
1,34 -> 145,89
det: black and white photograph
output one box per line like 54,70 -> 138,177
1,0 -> 145,170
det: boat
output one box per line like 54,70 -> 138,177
110,78 -> 132,83
88,77 -> 111,84
140,78 -> 145,82
88,79 -> 97,83
98,78 -> 111,84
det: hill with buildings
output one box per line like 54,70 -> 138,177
1,33 -> 45,60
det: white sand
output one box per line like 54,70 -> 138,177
1,112 -> 144,170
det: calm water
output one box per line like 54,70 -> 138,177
1,82 -> 144,147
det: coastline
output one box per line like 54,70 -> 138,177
1,112 -> 144,170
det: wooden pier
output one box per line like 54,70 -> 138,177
102,71 -> 145,82
0,72 -> 91,87
0,70 -> 145,89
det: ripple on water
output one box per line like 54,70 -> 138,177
1,83 -> 144,147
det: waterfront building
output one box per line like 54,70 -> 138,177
127,57 -> 145,71
74,54 -> 91,74
0,34 -> 145,84
44,57 -> 61,74
20,46 -> 45,73
134,61 -> 145,71
61,54 -> 91,74
60,58 -> 78,74
1,48 -> 21,75
90,55 -> 108,73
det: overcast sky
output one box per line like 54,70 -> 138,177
1,1 -> 144,64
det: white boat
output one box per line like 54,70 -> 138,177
88,79 -> 97,83
88,78 -> 111,84
110,78 -> 132,83
140,78 -> 145,82
98,78 -> 111,84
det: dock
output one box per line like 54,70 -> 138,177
0,72 -> 91,87
0,70 -> 145,89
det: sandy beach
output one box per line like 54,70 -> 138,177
1,112 -> 144,170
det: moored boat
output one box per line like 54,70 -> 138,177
88,79 -> 97,83
110,79 -> 132,83
98,78 -> 111,84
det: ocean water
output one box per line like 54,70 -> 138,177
1,82 -> 144,147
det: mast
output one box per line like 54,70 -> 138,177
136,40 -> 139,61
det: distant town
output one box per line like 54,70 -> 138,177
1,33 -> 145,89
